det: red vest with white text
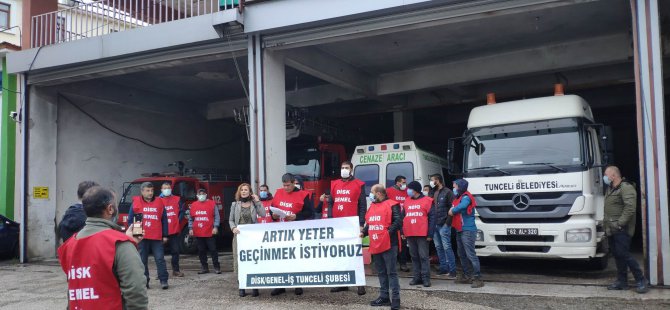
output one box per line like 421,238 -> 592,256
402,196 -> 433,237
258,199 -> 273,224
191,200 -> 216,237
57,229 -> 135,310
132,196 -> 164,240
366,199 -> 400,255
386,186 -> 408,209
271,189 -> 310,222
329,178 -> 365,218
161,195 -> 181,235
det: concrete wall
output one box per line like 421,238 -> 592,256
25,86 -> 246,259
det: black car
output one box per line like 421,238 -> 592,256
0,214 -> 19,259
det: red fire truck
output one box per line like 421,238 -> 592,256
117,171 -> 245,253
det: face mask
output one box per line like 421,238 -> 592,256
341,169 -> 351,179
422,191 -> 429,196
407,189 -> 415,197
453,189 -> 458,196
400,184 -> 407,190
429,181 -> 436,188
197,194 -> 207,202
368,192 -> 375,201
603,175 -> 612,186
161,189 -> 172,197
295,184 -> 301,190
259,191 -> 268,199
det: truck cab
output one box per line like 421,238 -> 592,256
286,142 -> 347,208
448,94 -> 609,268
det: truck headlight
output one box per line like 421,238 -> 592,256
566,228 -> 591,242
476,230 -> 484,242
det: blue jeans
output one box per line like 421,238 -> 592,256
139,239 -> 169,283
374,247 -> 400,300
433,225 -> 456,274
456,230 -> 481,278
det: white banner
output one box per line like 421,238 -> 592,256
236,217 -> 366,289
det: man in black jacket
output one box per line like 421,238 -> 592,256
430,174 -> 457,278
59,181 -> 99,242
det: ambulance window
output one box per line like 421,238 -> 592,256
385,162 -> 414,188
354,164 -> 379,195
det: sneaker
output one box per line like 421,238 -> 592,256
173,271 -> 184,277
607,281 -> 629,290
399,265 -> 410,272
391,299 -> 401,310
423,278 -> 432,287
270,288 -> 286,296
409,279 -> 423,286
635,280 -> 649,294
455,274 -> 472,284
198,269 -> 210,275
357,286 -> 366,296
161,281 -> 169,290
370,297 -> 391,306
471,278 -> 484,288
294,288 -> 303,295
330,287 -> 349,293
445,272 -> 457,280
251,289 -> 260,297
239,289 -> 247,297
214,268 -> 222,274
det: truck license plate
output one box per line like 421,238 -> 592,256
507,228 -> 538,235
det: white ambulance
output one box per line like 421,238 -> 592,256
351,141 -> 449,195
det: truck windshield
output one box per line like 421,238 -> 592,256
287,147 -> 321,181
465,118 -> 583,175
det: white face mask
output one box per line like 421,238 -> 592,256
400,184 -> 407,190
341,169 -> 351,179
197,194 -> 207,202
422,191 -> 429,196
295,184 -> 301,190
161,189 -> 172,197
429,181 -> 436,188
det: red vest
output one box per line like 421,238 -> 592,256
190,200 -> 216,238
366,199 -> 400,255
328,178 -> 365,218
57,229 -> 135,310
258,199 -> 273,224
386,186 -> 409,208
451,192 -> 477,232
271,189 -> 310,222
402,196 -> 433,237
161,195 -> 181,235
132,196 -> 165,240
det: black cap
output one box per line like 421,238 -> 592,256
407,181 -> 422,193
197,188 -> 207,194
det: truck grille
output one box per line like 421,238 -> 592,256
497,245 -> 550,253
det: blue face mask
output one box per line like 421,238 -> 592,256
259,191 -> 268,199
453,188 -> 458,196
368,192 -> 375,201
407,189 -> 415,197
603,175 -> 612,186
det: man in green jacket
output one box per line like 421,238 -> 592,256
603,166 -> 648,293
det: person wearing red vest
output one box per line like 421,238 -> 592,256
448,179 -> 484,288
402,181 -> 435,287
58,186 -> 148,310
159,182 -> 185,277
257,184 -> 273,224
128,182 -> 170,290
386,175 -> 410,272
362,184 -> 402,310
269,173 -> 314,297
188,188 -> 221,275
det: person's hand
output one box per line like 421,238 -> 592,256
448,208 -> 454,216
251,194 -> 260,202
427,237 -> 432,242
359,226 -> 364,232
162,237 -> 168,244
125,227 -> 144,244
272,213 -> 280,220
232,227 -> 240,234
285,214 -> 297,221
401,235 -> 406,240
359,233 -> 364,238
189,229 -> 194,236
212,228 -> 219,235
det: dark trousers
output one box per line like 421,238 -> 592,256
407,237 -> 431,281
168,234 -> 181,272
374,247 -> 400,300
609,231 -> 644,282
197,237 -> 220,270
398,238 -> 410,266
139,239 -> 169,283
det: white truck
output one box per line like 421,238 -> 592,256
447,94 -> 610,268
351,141 -> 449,195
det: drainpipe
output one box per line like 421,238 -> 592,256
255,34 -> 266,186
19,74 -> 28,264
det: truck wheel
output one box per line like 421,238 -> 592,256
588,255 -> 609,270
179,229 -> 198,254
